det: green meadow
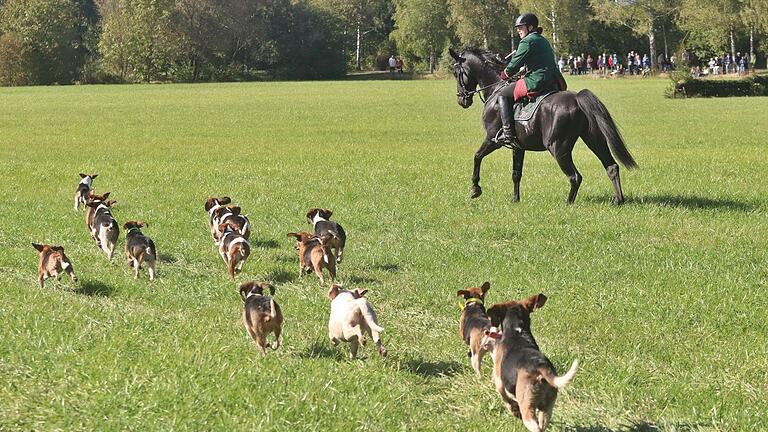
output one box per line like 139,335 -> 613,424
0,76 -> 766,431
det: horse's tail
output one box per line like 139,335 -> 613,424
576,89 -> 638,169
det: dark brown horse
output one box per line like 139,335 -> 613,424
450,47 -> 638,204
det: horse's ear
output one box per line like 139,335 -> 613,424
449,48 -> 462,62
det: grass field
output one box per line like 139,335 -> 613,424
0,76 -> 766,431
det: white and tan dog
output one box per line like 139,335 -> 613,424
204,196 -> 231,240
33,243 -> 77,288
218,222 -> 250,279
327,284 -> 387,359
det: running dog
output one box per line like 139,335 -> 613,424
240,281 -> 283,353
327,284 -> 386,359
306,208 -> 346,263
123,220 -> 157,280
74,173 -> 97,211
486,294 -> 578,432
457,281 -> 497,375
287,231 -> 336,284
33,243 -> 77,288
218,222 -> 250,279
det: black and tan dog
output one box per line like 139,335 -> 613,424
306,208 -> 346,263
287,231 -> 336,284
486,294 -> 578,432
86,199 -> 119,260
218,222 -> 250,279
123,221 -> 157,280
33,243 -> 78,288
204,196 -> 231,240
457,281 -> 498,376
74,173 -> 97,211
239,281 -> 283,353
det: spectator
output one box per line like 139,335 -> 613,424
670,54 -> 676,69
395,57 -> 404,74
586,54 -> 593,74
388,55 -> 396,74
558,56 -> 565,72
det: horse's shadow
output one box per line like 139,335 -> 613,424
399,357 -> 464,378
264,268 -> 296,284
584,193 -> 755,212
562,420 -> 704,432
74,280 -> 113,297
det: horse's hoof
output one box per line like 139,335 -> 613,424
512,195 -> 520,203
613,197 -> 625,206
470,186 -> 482,198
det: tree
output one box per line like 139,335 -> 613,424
591,0 -> 680,69
0,33 -> 28,85
391,0 -> 452,72
678,0 -> 740,61
0,0 -> 89,84
511,0 -> 588,56
448,0 -> 512,51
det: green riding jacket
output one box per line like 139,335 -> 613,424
504,32 -> 565,92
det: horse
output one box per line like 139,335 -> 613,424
449,47 -> 638,205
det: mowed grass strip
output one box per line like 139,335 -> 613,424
0,77 -> 766,431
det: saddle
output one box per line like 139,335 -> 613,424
513,91 -> 556,122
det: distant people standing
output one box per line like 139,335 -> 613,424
388,55 -> 396,74
558,56 -> 565,72
395,57 -> 404,74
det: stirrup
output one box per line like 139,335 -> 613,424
492,129 -> 519,149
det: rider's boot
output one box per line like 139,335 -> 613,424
495,96 -> 517,145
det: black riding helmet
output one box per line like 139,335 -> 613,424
514,12 -> 538,28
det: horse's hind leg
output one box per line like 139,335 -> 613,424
581,134 -> 624,205
511,149 -> 525,202
471,139 -> 503,198
555,152 -> 582,205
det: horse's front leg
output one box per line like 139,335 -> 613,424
511,148 -> 525,202
471,138 -> 502,198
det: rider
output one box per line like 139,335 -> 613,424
495,12 -> 567,145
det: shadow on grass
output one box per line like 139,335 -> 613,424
372,263 -> 402,272
296,341 -> 346,361
400,358 -> 464,378
562,420 -> 705,432
264,269 -> 296,284
251,239 -> 280,249
348,275 -> 378,284
583,194 -> 755,212
74,280 -> 113,297
158,254 -> 177,264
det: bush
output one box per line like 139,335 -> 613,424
0,33 -> 28,86
667,71 -> 768,98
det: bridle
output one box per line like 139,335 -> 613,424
453,59 -> 505,104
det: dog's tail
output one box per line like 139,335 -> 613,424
540,359 -> 579,389
98,222 -> 115,252
269,298 -> 277,320
359,302 -> 384,334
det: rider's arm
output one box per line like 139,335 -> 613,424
504,38 -> 530,77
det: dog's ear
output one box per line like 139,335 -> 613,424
51,245 -> 64,252
102,192 -> 110,199
266,284 -> 276,296
230,206 -> 241,216
323,209 -> 333,219
91,174 -> 98,179
220,196 -> 231,205
306,208 -> 316,223
32,243 -> 45,252
239,282 -> 252,302
259,283 -> 275,296
79,173 -> 87,178
106,200 -> 117,207
204,198 -> 214,211
139,221 -> 147,228
353,288 -> 368,298
327,284 -> 342,300
287,232 -> 301,239
480,281 -> 491,293
521,293 -> 547,312
456,289 -> 470,298
123,221 -> 132,229
487,304 -> 509,327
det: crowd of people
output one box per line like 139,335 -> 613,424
694,53 -> 755,77
557,51 -> 677,77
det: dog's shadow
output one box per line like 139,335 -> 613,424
158,254 -> 177,264
252,239 -> 280,249
264,269 -> 296,284
74,280 -> 113,297
296,341 -> 347,361
562,420 -> 704,432
400,357 -> 464,378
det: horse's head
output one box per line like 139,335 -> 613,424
449,48 -> 478,108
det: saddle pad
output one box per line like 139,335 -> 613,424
513,91 -> 556,122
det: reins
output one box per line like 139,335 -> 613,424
454,61 -> 507,104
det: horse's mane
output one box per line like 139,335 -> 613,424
462,47 -> 506,71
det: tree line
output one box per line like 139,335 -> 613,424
0,0 -> 767,86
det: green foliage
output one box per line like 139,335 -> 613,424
391,0 -> 451,72
512,0 -> 588,56
0,0 -> 88,84
448,0 -> 513,53
0,32 -> 28,85
667,71 -> 768,97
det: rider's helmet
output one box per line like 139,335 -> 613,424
514,13 -> 538,28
